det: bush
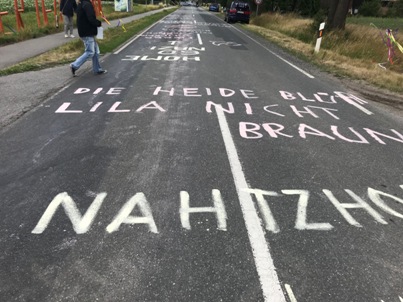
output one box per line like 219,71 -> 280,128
311,8 -> 326,32
359,0 -> 381,17
387,0 -> 403,18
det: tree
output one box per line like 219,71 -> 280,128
321,0 -> 350,30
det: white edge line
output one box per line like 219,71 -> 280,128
233,25 -> 315,79
216,109 -> 286,302
114,14 -> 172,55
210,13 -> 315,79
285,284 -> 298,302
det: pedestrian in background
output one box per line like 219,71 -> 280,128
70,0 -> 107,76
60,0 -> 77,38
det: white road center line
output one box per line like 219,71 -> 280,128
216,109 -> 286,302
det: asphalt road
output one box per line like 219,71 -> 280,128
1,7 -> 403,302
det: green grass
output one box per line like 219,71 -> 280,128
346,15 -> 403,29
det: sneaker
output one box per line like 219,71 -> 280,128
70,64 -> 77,77
70,34 -> 75,38
64,34 -> 69,38
96,70 -> 107,75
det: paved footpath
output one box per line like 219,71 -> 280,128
0,8 -> 168,70
0,8 -> 169,130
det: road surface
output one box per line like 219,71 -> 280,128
1,6 -> 403,302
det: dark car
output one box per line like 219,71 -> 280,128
224,1 -> 251,24
209,3 -> 220,12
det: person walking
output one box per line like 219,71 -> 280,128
60,0 -> 77,38
70,0 -> 107,76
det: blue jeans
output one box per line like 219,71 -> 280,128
71,36 -> 103,73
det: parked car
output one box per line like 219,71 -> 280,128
224,1 -> 251,24
209,3 -> 220,12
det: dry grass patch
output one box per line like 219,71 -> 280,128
0,41 -> 82,74
252,13 -> 314,44
248,13 -> 403,93
248,25 -> 312,57
38,41 -> 83,63
253,13 -> 311,30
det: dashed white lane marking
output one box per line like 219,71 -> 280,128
197,33 -> 203,45
216,108 -> 286,302
114,15 -> 172,54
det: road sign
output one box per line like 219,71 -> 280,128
254,0 -> 262,15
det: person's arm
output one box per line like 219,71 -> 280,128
60,0 -> 65,12
83,2 -> 101,27
73,0 -> 77,13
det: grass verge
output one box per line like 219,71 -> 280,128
0,8 -> 176,76
248,13 -> 403,94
